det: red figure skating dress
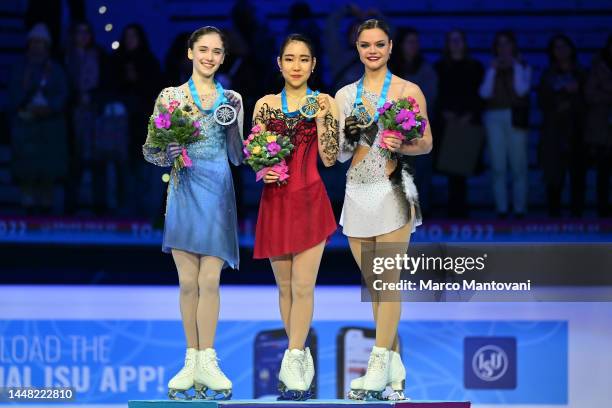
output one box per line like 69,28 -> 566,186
253,103 -> 337,258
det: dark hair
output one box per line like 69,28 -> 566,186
603,34 -> 612,68
390,27 -> 423,75
279,33 -> 315,57
443,29 -> 469,60
120,23 -> 152,54
492,29 -> 518,57
547,34 -> 577,65
70,21 -> 95,49
356,19 -> 391,42
188,26 -> 227,53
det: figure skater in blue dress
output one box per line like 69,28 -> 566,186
143,26 -> 243,400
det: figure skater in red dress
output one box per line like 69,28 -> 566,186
252,33 -> 339,400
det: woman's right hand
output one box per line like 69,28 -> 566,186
344,115 -> 361,144
263,170 -> 280,184
167,142 -> 182,161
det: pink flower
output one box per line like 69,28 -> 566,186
154,113 -> 171,129
251,125 -> 262,133
267,142 -> 281,156
192,120 -> 201,136
412,102 -> 420,113
168,100 -> 180,113
407,96 -> 416,105
247,134 -> 255,142
181,148 -> 192,167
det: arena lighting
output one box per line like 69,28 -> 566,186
98,5 -> 107,14
111,41 -> 119,50
105,23 -> 113,32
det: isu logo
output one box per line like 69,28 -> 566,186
472,345 -> 508,382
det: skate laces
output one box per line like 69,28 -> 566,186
288,353 -> 304,376
367,352 -> 386,372
185,355 -> 196,369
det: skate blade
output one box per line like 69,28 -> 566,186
195,386 -> 232,400
364,390 -> 384,401
385,390 -> 407,401
277,382 -> 311,401
168,388 -> 195,400
347,389 -> 365,400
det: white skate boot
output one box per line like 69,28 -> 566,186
194,348 -> 232,400
303,347 -> 315,394
348,350 -> 407,400
168,348 -> 197,400
278,349 -> 310,400
361,346 -> 391,400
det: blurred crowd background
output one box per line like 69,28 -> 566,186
1,0 -> 611,225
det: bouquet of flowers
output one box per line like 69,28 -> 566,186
377,97 -> 428,159
147,100 -> 201,173
243,125 -> 294,183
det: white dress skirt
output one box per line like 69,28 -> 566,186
336,82 -> 422,238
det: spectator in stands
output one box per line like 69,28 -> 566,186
223,0 -> 275,120
584,34 -> 612,218
434,29 -> 484,218
285,2 -> 325,91
64,21 -> 108,214
111,23 -> 162,217
164,32 -> 192,87
391,27 -> 437,217
325,4 -> 381,92
538,34 -> 587,218
8,23 -> 68,214
479,30 -> 532,219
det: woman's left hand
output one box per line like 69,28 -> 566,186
383,134 -> 403,152
225,91 -> 241,115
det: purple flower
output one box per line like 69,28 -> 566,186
395,109 -> 413,124
419,118 -> 428,135
377,101 -> 393,115
243,147 -> 251,158
154,113 -> 171,129
267,142 -> 281,156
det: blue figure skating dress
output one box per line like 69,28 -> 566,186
143,85 -> 243,269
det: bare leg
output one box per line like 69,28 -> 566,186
348,236 -> 401,352
271,255 -> 293,337
373,221 -> 413,349
197,256 -> 224,349
288,240 -> 325,350
172,249 -> 200,349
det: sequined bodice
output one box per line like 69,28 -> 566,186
172,87 -> 227,160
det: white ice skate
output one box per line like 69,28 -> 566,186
194,348 -> 232,400
303,347 -> 315,393
168,348 -> 197,400
349,346 -> 390,401
348,350 -> 407,400
278,349 -> 311,401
